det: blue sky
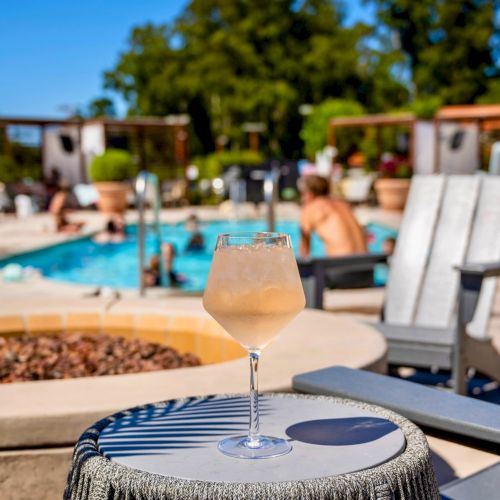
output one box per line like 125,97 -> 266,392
0,1 -> 375,118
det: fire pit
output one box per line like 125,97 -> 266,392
0,333 -> 200,384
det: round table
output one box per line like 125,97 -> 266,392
65,394 -> 439,500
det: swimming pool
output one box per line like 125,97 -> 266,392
1,220 -> 396,291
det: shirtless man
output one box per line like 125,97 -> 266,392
299,175 -> 367,257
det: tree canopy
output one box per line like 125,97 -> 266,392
86,97 -> 117,118
373,0 -> 500,103
103,0 -> 500,158
104,0 -> 407,157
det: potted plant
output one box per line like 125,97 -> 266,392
374,154 -> 412,211
340,153 -> 377,203
89,149 -> 137,213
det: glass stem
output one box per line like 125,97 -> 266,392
248,350 -> 260,447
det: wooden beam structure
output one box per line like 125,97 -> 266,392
434,105 -> 500,171
0,115 -> 190,129
0,115 -> 191,182
328,113 -> 417,167
328,105 -> 500,173
329,113 -> 415,128
436,104 -> 500,121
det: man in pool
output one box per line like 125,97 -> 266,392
93,215 -> 126,244
299,175 -> 372,288
185,214 -> 205,252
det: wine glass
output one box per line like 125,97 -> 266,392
203,232 -> 305,458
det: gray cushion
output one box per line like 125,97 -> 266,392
292,366 -> 500,444
440,462 -> 500,499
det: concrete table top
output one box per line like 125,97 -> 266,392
98,394 -> 406,482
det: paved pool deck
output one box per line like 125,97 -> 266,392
0,280 -> 498,499
0,205 -> 498,498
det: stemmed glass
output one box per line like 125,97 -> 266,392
203,232 -> 305,459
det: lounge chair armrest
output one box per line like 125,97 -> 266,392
455,261 -> 500,296
298,253 -> 388,274
452,261 -> 500,394
456,261 -> 500,279
298,253 -> 388,309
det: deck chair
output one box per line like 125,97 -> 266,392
299,175 -> 500,394
292,366 -> 500,499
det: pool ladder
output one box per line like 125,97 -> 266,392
135,171 -> 167,296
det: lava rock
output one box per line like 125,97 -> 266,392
0,333 -> 201,383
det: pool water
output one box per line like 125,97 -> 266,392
1,220 -> 396,291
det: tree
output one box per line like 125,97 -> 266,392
104,0 -> 406,157
300,99 -> 365,159
373,0 -> 500,104
86,97 -> 116,118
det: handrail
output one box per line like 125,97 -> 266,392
263,165 -> 280,232
135,171 -> 167,296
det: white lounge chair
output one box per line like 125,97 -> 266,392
300,175 -> 500,394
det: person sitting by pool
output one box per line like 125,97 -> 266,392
185,214 -> 205,252
94,215 -> 126,244
299,174 -> 371,288
48,182 -> 84,234
143,243 -> 186,287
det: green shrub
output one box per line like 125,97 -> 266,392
395,163 -> 412,179
147,164 -> 184,181
89,149 -> 137,182
192,150 -> 264,179
300,99 -> 365,160
409,96 -> 442,119
476,80 -> 500,104
0,155 -> 42,182
0,155 -> 18,183
359,128 -> 379,171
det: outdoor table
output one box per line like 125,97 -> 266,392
65,393 -> 439,500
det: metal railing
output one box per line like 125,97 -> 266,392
135,171 -> 167,296
263,166 -> 280,232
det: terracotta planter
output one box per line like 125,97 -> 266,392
94,182 -> 129,214
375,178 -> 411,211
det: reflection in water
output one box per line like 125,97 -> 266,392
286,417 -> 398,446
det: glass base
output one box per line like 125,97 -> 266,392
218,435 -> 292,459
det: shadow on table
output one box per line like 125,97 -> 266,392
98,396 -> 269,458
286,417 -> 398,446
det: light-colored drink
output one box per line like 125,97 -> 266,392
203,245 -> 305,349
203,232 -> 304,459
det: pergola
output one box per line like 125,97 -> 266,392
0,115 -> 190,182
327,104 -> 500,173
434,104 -> 500,170
327,113 -> 417,167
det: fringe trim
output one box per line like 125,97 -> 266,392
64,394 -> 440,500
